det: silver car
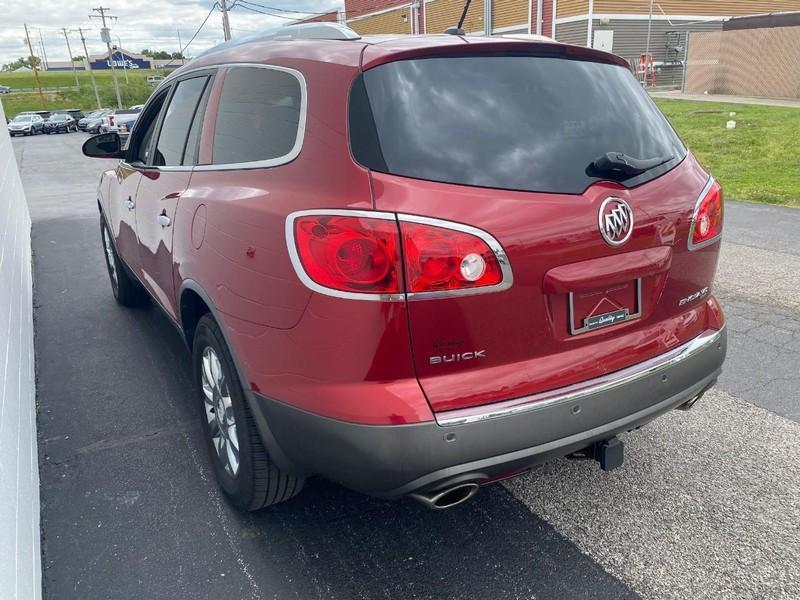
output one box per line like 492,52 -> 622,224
8,114 -> 44,136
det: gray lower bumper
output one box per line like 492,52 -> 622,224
248,328 -> 726,499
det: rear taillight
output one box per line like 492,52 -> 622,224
292,214 -> 402,296
400,220 -> 502,293
689,178 -> 723,250
108,116 -> 114,127
287,211 -> 511,300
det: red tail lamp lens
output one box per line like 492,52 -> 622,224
293,215 -> 401,294
401,222 -> 502,293
691,181 -> 723,248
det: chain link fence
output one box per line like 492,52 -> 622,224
684,26 -> 800,99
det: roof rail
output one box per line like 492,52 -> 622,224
261,22 -> 361,42
195,23 -> 361,60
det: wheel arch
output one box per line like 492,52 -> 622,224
179,278 -> 302,476
179,279 -> 250,392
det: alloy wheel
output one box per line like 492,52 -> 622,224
201,346 -> 240,477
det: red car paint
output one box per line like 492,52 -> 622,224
95,34 -> 724,429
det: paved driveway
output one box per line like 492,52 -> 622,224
15,134 -> 799,599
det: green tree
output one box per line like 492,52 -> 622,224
1,56 -> 41,72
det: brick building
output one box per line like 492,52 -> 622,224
344,0 -> 800,84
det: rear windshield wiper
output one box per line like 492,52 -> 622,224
589,152 -> 674,178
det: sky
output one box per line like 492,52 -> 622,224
0,0 -> 343,66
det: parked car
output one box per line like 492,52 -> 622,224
78,109 -> 112,133
43,113 -> 77,134
147,76 -> 165,87
53,108 -> 85,123
82,24 -> 727,512
0,85 -> 11,94
19,110 -> 51,121
113,112 -> 139,141
100,108 -> 141,134
8,113 -> 45,136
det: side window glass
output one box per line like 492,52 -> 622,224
212,66 -> 303,165
152,76 -> 209,167
129,91 -> 169,165
182,79 -> 212,166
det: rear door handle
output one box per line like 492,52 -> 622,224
125,197 -> 135,211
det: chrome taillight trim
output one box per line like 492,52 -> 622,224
285,210 -> 514,301
436,327 -> 725,426
285,209 -> 405,302
398,214 -> 514,301
687,176 -> 723,251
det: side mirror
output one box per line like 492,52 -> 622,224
82,132 -> 125,159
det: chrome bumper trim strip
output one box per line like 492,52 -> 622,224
436,327 -> 724,427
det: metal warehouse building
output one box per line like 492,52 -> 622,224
342,0 -> 800,86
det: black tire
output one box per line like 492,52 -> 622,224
193,314 -> 304,510
99,216 -> 147,306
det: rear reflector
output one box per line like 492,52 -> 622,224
689,178 -> 723,250
288,211 -> 512,300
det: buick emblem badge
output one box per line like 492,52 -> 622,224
598,197 -> 634,247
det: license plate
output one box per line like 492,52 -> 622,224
583,308 -> 629,330
568,279 -> 642,335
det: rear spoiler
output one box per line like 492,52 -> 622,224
360,37 -> 631,71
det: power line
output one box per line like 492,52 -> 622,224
230,2 -> 302,20
235,0 -> 333,16
159,2 -> 220,69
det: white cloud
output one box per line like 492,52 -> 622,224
0,0 -> 343,65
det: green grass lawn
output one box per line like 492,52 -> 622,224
654,99 -> 800,207
0,68 -> 167,89
0,69 -> 166,117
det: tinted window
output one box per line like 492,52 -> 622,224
128,91 -> 169,164
153,76 -> 209,166
182,81 -> 211,166
212,66 -> 302,165
350,55 -> 686,194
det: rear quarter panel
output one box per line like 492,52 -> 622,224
172,59 -> 430,424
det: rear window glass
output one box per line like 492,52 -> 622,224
349,55 -> 686,194
212,66 -> 303,166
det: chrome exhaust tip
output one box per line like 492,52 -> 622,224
677,391 -> 705,411
410,482 -> 479,510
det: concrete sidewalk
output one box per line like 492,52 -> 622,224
650,90 -> 800,108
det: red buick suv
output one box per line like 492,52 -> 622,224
83,23 -> 726,510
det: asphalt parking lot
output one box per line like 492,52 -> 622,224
15,133 -> 800,599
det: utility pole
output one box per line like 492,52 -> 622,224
38,28 -> 49,70
116,36 -> 128,83
177,28 -> 184,65
220,0 -> 232,41
62,28 -> 81,88
644,0 -> 654,87
23,24 -> 46,109
90,6 -> 123,109
77,27 -> 102,109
